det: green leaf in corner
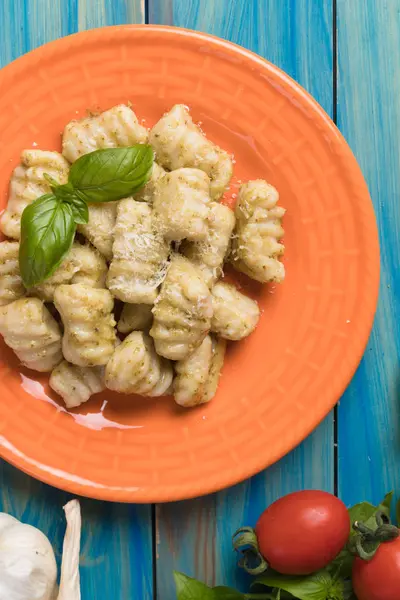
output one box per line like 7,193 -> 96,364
253,570 -> 345,600
19,194 -> 75,287
69,145 -> 154,203
174,572 -> 214,600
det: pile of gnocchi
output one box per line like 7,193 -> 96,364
0,104 -> 285,410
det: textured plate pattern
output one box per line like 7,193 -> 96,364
0,25 -> 379,502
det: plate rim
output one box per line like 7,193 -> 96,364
0,24 -> 380,502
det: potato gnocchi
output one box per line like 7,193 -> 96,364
150,254 -> 213,360
0,150 -> 69,239
50,361 -> 105,409
231,180 -> 285,283
33,242 -> 107,301
0,298 -> 62,372
117,303 -> 153,334
107,198 -> 170,304
54,284 -> 117,367
149,104 -> 233,199
153,168 -> 211,242
0,103 -> 285,409
0,241 -> 26,306
105,331 -> 173,396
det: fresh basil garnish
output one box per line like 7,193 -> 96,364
18,144 -> 154,286
69,145 -> 154,203
51,183 -> 89,225
19,194 -> 75,287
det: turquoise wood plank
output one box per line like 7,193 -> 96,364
337,2 -> 400,508
149,1 -> 334,597
0,2 -> 152,599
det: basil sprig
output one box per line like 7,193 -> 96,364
19,145 -> 154,287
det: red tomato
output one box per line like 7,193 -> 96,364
352,537 -> 400,600
255,490 -> 350,575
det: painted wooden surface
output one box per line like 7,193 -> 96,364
336,0 -> 400,506
0,2 -> 153,600
0,1 -> 399,599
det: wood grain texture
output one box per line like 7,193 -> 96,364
0,2 -> 152,599
337,1 -> 400,508
148,1 -> 334,597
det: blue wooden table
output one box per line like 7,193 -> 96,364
0,1 -> 399,598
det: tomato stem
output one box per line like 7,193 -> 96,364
350,514 -> 400,561
232,526 -> 269,575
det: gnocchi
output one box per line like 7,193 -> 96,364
77,202 -> 117,261
231,180 -> 285,283
105,331 -> 173,396
62,104 -> 148,163
54,284 -> 117,367
0,298 -> 62,372
0,103 -> 287,410
0,150 -> 69,239
182,202 -> 236,288
117,303 -> 153,334
149,104 -> 233,199
150,255 -> 213,360
211,282 -> 260,341
153,168 -> 211,242
0,241 -> 26,306
33,242 -> 107,302
107,198 -> 170,304
50,361 -> 105,409
174,335 -> 226,407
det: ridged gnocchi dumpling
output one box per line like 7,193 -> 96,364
54,284 -> 116,367
174,335 -> 226,407
77,202 -> 117,261
0,241 -> 25,306
150,255 -> 213,360
134,163 -> 165,203
174,335 -> 213,407
107,199 -> 170,304
153,168 -> 211,242
0,150 -> 70,239
211,282 -> 260,340
50,360 -> 105,409
62,104 -> 148,163
182,202 -> 236,288
117,303 -> 153,334
149,104 -> 233,199
231,180 -> 286,283
0,298 -> 62,372
33,243 -> 107,301
105,331 -> 173,396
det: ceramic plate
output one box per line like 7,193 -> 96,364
0,26 -> 379,502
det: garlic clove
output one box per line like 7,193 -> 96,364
56,500 -> 81,600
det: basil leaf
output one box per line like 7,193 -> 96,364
174,572 -> 214,600
214,587 -> 245,599
19,194 -> 75,287
396,499 -> 400,527
68,198 -> 89,225
253,570 -> 344,600
69,145 -> 154,203
53,183 -> 89,224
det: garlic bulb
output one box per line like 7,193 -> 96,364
0,500 -> 81,600
0,512 -> 57,600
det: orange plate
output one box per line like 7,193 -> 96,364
0,26 -> 379,502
